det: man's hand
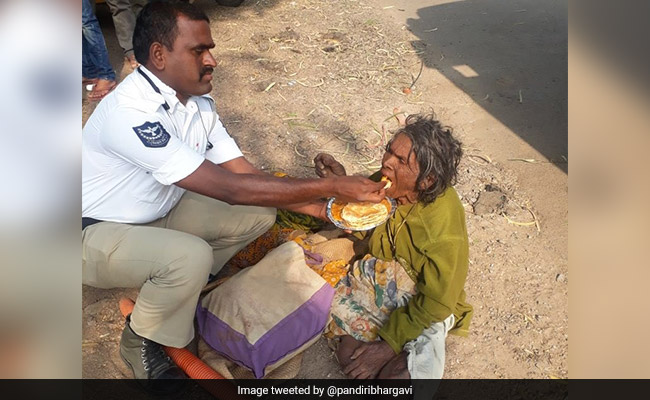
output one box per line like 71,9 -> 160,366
314,153 -> 347,178
333,176 -> 385,203
342,340 -> 396,379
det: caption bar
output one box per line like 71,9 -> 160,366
238,384 -> 413,398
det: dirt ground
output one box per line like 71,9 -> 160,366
82,0 -> 568,380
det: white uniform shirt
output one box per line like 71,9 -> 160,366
82,66 -> 243,224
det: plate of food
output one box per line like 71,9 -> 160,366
326,196 -> 397,231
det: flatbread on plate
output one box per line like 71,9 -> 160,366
341,202 -> 389,229
328,197 -> 394,230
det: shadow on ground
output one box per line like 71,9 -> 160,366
405,0 -> 567,172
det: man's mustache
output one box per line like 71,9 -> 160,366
200,67 -> 214,79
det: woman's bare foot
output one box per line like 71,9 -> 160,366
377,351 -> 410,379
335,335 -> 362,369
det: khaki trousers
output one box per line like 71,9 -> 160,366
82,191 -> 276,347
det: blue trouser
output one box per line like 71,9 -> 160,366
82,0 -> 115,81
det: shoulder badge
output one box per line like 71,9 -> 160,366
132,121 -> 170,148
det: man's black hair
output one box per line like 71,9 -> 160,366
133,0 -> 210,65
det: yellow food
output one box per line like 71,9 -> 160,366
330,201 -> 346,221
381,176 -> 392,189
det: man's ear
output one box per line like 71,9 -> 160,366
149,42 -> 165,71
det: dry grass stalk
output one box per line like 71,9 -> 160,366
467,154 -> 492,165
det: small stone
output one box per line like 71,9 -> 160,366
473,188 -> 507,215
84,302 -> 104,317
84,299 -> 114,318
555,273 -> 566,283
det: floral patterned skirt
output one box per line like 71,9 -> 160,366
324,255 -> 416,342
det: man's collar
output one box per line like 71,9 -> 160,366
137,66 -> 181,112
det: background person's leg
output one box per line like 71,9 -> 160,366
103,0 -> 138,65
82,34 -> 98,81
149,191 -> 276,275
131,0 -> 148,19
82,222 -> 213,347
81,0 -> 115,82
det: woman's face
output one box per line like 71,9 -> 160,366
380,133 -> 422,204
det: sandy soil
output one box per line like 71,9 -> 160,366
82,0 -> 567,380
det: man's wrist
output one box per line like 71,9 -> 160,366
324,177 -> 338,198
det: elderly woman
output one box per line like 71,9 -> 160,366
314,113 -> 473,380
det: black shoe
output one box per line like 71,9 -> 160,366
120,316 -> 186,393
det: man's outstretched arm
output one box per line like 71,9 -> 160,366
175,158 -> 385,208
218,156 -> 329,219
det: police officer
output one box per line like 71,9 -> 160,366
82,1 -> 385,385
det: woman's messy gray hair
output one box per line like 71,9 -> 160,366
388,113 -> 463,204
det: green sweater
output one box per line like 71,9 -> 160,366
361,186 -> 473,353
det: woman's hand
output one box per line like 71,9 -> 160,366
342,340 -> 395,379
314,153 -> 347,178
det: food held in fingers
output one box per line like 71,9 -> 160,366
381,176 -> 393,189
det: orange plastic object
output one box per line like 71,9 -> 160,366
118,297 -> 135,317
164,347 -> 223,380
